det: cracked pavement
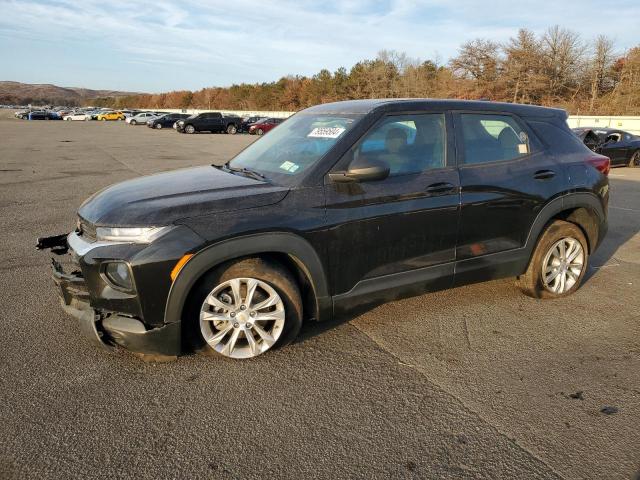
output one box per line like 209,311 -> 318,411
0,116 -> 638,479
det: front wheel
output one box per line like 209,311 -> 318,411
185,258 -> 303,359
156,123 -> 163,129
226,124 -> 237,135
101,117 -> 106,121
629,150 -> 640,168
130,120 -> 137,125
185,124 -> 196,134
256,128 -> 264,135
517,220 -> 588,298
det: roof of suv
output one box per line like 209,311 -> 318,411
304,98 -> 566,119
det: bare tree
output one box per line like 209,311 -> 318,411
588,35 -> 615,112
541,26 -> 587,100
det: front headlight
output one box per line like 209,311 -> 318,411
95,226 -> 173,243
178,120 -> 185,125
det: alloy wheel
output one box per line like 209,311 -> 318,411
541,237 -> 584,294
199,277 -> 285,359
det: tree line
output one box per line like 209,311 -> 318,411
91,26 -> 640,115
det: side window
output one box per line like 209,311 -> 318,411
459,114 -> 530,165
347,114 -> 446,176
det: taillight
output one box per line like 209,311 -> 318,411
587,155 -> 610,176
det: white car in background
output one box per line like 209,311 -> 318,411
62,112 -> 90,121
126,112 -> 160,125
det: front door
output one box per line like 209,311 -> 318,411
325,112 -> 460,304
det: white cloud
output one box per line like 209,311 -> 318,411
1,0 -> 639,91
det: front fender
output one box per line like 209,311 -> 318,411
164,232 -> 331,326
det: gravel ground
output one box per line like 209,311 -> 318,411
0,115 -> 638,479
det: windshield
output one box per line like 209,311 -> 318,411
229,113 -> 363,184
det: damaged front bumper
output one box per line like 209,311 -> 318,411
38,233 -> 180,358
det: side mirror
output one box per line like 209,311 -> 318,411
329,159 -> 390,183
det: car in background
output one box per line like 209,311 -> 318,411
97,111 -> 125,121
240,116 -> 267,133
248,117 -> 284,135
175,112 -> 242,134
63,112 -> 90,121
126,112 -> 159,125
573,127 -> 640,167
147,113 -> 190,129
28,111 -> 61,120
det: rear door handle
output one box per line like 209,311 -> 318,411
534,170 -> 556,180
425,182 -> 456,195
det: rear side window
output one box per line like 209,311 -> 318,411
459,114 -> 530,165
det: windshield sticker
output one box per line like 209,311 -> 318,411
308,127 -> 346,139
279,161 -> 300,173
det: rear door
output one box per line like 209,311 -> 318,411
325,111 -> 460,298
453,112 -> 564,284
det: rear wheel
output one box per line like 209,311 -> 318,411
629,150 -> 640,168
185,258 -> 303,359
517,220 -> 588,298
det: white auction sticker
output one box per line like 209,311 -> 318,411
307,127 -> 346,138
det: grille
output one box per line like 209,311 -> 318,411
77,216 -> 97,242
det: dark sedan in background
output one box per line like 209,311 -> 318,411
572,127 -> 640,167
148,113 -> 190,129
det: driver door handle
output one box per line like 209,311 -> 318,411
534,169 -> 556,180
425,182 -> 456,195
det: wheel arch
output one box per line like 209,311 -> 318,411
164,232 -> 331,328
525,192 -> 606,258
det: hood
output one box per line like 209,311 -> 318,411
78,166 -> 289,226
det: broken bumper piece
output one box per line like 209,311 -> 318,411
40,234 -> 180,358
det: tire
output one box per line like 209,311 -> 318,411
156,123 -> 163,129
185,124 -> 196,134
517,220 -> 589,299
184,257 -> 303,359
257,128 -> 264,135
101,117 -> 106,121
130,120 -> 137,125
629,150 -> 640,168
226,124 -> 237,135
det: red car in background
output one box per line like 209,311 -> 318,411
248,117 -> 284,135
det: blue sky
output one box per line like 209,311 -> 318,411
1,0 -> 639,93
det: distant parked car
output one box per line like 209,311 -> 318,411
240,116 -> 267,133
63,112 -> 90,121
175,112 -> 242,134
572,127 -> 640,167
28,111 -> 61,120
97,111 -> 125,121
248,117 -> 284,135
147,113 -> 190,129
126,112 -> 159,125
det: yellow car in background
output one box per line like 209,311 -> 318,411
96,111 -> 125,121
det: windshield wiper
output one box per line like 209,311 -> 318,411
216,163 -> 268,182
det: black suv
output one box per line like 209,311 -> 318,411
175,112 -> 242,134
38,99 -> 609,360
148,113 -> 190,129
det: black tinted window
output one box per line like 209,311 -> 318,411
460,114 -> 530,165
